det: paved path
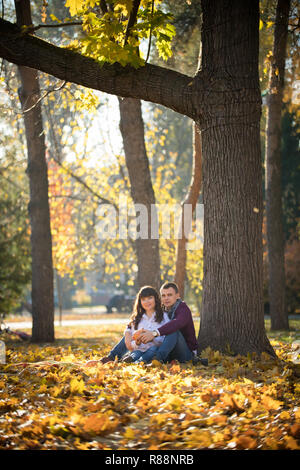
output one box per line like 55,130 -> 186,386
6,316 -> 201,330
5,318 -> 129,330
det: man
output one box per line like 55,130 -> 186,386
90,281 -> 206,365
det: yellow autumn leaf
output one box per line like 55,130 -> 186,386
123,427 -> 135,439
284,435 -> 300,450
70,377 -> 85,394
165,394 -> 184,409
236,435 -> 257,449
65,0 -> 84,16
187,430 -> 212,447
150,414 -> 167,426
261,395 -> 283,410
50,385 -> 63,397
207,414 -> 228,426
294,408 -> 300,421
279,411 -> 290,420
83,413 -> 118,434
243,377 -> 254,384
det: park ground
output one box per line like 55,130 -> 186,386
0,312 -> 299,451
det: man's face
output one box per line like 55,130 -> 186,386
161,287 -> 179,309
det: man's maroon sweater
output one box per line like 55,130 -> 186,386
158,301 -> 198,352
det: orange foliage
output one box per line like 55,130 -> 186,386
47,159 -> 77,276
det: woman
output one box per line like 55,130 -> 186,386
122,285 -> 170,363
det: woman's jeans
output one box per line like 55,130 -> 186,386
130,346 -> 159,363
108,331 -> 192,363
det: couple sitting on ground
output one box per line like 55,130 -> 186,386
90,282 -> 207,366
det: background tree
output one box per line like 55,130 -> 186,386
265,0 -> 291,331
15,0 -> 54,342
119,97 -> 161,289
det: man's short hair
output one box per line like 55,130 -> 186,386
160,281 -> 179,293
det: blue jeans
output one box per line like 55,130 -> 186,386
131,346 -> 159,363
108,331 -> 192,363
154,331 -> 193,363
108,336 -> 128,360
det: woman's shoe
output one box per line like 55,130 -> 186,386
122,354 -> 134,363
99,356 -> 114,364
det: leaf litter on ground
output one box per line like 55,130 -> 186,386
0,321 -> 299,450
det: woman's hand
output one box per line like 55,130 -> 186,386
139,330 -> 155,344
132,328 -> 145,345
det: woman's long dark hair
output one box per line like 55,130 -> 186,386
130,286 -> 163,329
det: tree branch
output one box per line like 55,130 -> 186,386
22,80 -> 66,113
31,21 -> 83,32
124,0 -> 141,46
0,18 -> 196,119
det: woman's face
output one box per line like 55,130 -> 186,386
140,295 -> 156,313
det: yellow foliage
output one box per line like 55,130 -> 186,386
65,0 -> 85,16
70,377 -> 85,394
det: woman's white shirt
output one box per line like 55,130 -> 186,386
125,312 -> 170,352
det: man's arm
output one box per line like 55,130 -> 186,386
157,306 -> 190,336
139,304 -> 191,343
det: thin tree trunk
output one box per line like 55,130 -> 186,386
118,97 -> 161,290
197,0 -> 275,356
265,0 -> 290,331
15,0 -> 54,342
175,123 -> 202,298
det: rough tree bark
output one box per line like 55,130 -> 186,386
14,0 -> 54,343
0,0 -> 275,356
118,97 -> 161,290
175,123 -> 202,298
265,0 -> 290,331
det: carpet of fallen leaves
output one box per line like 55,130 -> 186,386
0,319 -> 299,451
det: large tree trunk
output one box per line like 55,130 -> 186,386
265,0 -> 290,331
197,0 -> 275,356
15,0 -> 54,343
175,122 -> 202,298
118,97 -> 161,289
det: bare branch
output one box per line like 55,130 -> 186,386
22,80 -> 66,114
30,21 -> 83,33
124,0 -> 141,46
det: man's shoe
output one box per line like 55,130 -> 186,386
192,356 -> 208,366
